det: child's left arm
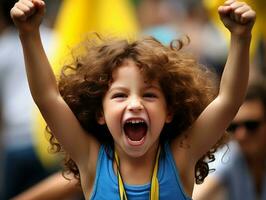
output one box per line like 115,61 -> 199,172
174,0 -> 256,161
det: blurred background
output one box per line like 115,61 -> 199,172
0,0 -> 265,199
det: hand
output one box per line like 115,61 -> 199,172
10,0 -> 46,34
218,0 -> 256,37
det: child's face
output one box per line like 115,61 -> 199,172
98,59 -> 172,157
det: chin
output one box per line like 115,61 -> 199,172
123,144 -> 149,158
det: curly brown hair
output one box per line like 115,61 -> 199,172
49,34 -> 225,184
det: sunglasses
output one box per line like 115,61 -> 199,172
227,120 -> 264,133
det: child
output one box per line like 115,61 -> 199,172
10,0 -> 255,199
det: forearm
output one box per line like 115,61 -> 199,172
11,172 -> 81,200
193,176 -> 226,200
217,0 -> 255,110
219,34 -> 251,108
19,31 -> 59,106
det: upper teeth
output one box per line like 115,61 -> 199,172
126,119 -> 145,124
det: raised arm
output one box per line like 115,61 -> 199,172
173,0 -> 256,161
10,0 -> 99,165
217,0 -> 255,107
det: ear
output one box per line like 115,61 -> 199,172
96,111 -> 106,125
165,110 -> 173,123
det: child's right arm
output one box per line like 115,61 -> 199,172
10,0 -> 100,166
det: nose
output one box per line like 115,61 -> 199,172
234,126 -> 248,141
127,97 -> 143,112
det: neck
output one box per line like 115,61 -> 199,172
114,143 -> 160,185
245,153 -> 266,167
245,155 -> 266,195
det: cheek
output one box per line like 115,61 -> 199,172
255,125 -> 266,139
258,129 -> 266,146
103,105 -> 123,131
149,106 -> 169,130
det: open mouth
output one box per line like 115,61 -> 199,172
123,119 -> 148,142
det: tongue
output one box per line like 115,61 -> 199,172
124,123 -> 146,141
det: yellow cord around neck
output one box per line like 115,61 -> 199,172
114,146 -> 161,200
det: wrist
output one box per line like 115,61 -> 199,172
230,33 -> 252,44
19,29 -> 41,41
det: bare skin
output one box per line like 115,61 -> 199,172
10,0 -> 255,199
11,172 -> 82,200
193,98 -> 266,199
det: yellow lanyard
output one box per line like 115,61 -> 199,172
114,146 -> 161,200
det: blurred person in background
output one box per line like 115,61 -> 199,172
11,172 -> 84,200
0,0 -> 58,199
193,80 -> 266,200
136,0 -> 182,45
179,0 -> 228,76
136,0 -> 228,77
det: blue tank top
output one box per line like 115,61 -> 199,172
89,143 -> 192,200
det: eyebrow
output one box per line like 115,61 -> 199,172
144,85 -> 161,91
108,86 -> 128,93
108,84 -> 161,93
